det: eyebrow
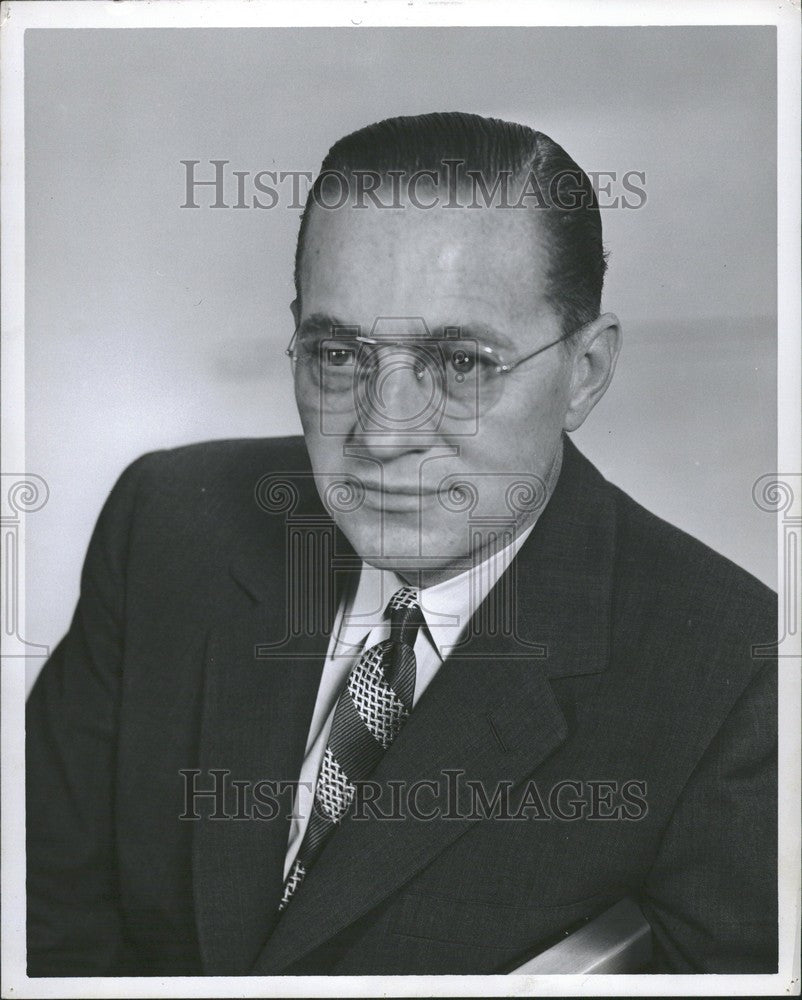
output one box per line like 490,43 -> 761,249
297,312 -> 512,350
296,313 -> 353,338
432,322 -> 512,351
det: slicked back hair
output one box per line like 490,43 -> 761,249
294,111 -> 608,338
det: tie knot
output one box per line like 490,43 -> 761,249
385,587 -> 424,646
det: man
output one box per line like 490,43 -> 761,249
26,112 -> 777,976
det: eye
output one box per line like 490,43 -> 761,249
326,347 -> 356,367
450,346 -> 476,374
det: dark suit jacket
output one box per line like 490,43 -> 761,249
26,435 -> 778,976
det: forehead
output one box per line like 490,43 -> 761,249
298,192 -> 554,339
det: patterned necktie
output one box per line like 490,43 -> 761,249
279,585 -> 424,911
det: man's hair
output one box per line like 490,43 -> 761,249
294,110 -> 608,337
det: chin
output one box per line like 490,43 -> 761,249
335,512 -> 470,576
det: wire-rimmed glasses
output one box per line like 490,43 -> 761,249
286,317 -> 580,426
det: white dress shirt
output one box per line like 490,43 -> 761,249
282,521 -> 536,878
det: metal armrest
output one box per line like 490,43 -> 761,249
511,897 -> 652,974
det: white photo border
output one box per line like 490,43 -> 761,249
1,2 -> 799,997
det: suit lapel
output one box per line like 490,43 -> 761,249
252,651 -> 568,973
192,467 -> 360,973
251,435 -> 618,973
192,603 -> 326,973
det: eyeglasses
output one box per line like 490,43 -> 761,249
286,318 -> 582,423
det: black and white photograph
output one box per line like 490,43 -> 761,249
1,1 -> 799,996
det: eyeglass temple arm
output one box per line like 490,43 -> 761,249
500,326 -> 582,373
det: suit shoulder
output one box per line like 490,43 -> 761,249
134,435 -> 308,474
608,480 -> 776,632
106,437 -> 316,581
128,435 -> 310,492
109,436 -> 314,540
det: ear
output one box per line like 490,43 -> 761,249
563,313 -> 622,432
290,298 -> 300,326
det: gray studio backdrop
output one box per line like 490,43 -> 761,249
24,27 -> 776,682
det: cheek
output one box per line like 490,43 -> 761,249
475,382 -> 562,448
293,383 -> 313,434
450,372 -> 568,489
301,426 -> 350,491
505,364 -> 570,430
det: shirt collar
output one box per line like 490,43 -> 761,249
337,519 -> 534,661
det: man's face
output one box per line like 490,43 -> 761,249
293,189 -> 576,584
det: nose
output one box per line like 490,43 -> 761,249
349,346 -> 443,459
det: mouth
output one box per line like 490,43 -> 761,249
359,483 -> 436,512
362,481 -> 426,496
